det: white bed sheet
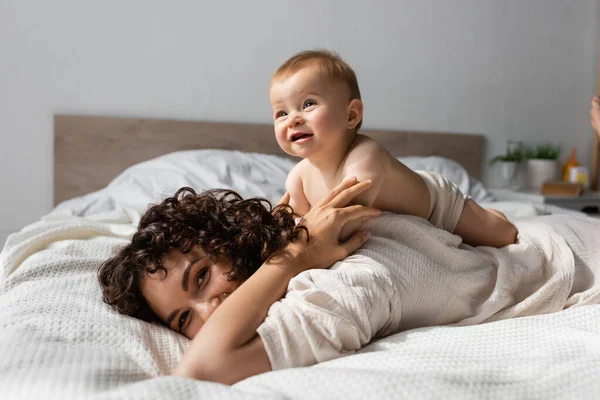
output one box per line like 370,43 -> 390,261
2,205 -> 600,400
2,150 -> 598,399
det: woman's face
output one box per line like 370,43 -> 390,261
141,246 -> 241,339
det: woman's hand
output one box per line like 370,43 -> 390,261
281,176 -> 381,274
591,96 -> 600,134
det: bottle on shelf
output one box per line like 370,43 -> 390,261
562,147 -> 580,181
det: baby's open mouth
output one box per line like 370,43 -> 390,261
291,133 -> 314,142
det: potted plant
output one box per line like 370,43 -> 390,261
489,145 -> 524,188
524,143 -> 561,189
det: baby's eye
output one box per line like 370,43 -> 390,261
275,111 -> 288,118
303,100 -> 315,108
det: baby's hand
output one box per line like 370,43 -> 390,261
278,192 -> 291,206
591,96 -> 600,134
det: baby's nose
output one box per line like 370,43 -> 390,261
288,113 -> 303,127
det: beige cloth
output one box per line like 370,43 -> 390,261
257,213 -> 600,370
417,170 -> 468,233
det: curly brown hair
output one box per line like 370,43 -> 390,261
98,187 -> 305,324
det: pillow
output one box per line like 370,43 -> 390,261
398,156 -> 494,203
54,150 -> 493,217
55,149 -> 296,216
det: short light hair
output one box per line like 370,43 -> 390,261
272,50 -> 363,131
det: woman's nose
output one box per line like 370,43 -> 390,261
189,292 -> 230,322
189,296 -> 222,322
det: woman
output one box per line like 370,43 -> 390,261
99,177 -> 381,383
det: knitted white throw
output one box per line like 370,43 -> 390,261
1,210 -> 600,399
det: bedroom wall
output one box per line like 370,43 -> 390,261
0,0 -> 598,246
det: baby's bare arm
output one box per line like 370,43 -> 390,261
454,200 -> 518,247
340,140 -> 385,206
285,164 -> 311,216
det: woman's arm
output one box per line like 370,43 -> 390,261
173,177 -> 381,384
591,96 -> 599,135
172,258 -> 296,384
592,96 -> 600,191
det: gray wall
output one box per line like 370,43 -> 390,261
1,0 -> 599,246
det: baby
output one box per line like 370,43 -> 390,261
270,50 -> 517,247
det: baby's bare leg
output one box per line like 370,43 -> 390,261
486,208 -> 509,220
453,200 -> 518,248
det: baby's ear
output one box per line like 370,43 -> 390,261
347,99 -> 364,130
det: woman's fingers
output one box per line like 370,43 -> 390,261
317,176 -> 358,206
338,230 -> 371,258
327,179 -> 373,208
337,204 -> 381,223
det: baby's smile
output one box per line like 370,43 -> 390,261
290,132 -> 314,143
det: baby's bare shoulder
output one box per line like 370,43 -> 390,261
288,159 -> 310,178
352,134 -> 386,152
345,135 -> 391,166
287,159 -> 316,189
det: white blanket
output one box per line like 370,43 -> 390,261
1,210 -> 600,399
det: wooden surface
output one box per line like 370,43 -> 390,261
54,115 -> 485,205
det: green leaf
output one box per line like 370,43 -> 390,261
489,148 -> 524,164
524,143 -> 561,160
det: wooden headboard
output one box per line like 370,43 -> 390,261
54,115 -> 485,205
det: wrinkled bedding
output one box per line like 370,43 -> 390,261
1,208 -> 600,399
2,150 -> 599,399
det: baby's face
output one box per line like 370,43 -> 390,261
141,246 -> 240,339
270,65 -> 352,160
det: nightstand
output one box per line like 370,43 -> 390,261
489,188 -> 600,216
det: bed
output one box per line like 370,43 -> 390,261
1,115 -> 599,400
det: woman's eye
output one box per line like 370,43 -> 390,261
304,100 -> 315,108
196,267 -> 208,287
178,310 -> 189,331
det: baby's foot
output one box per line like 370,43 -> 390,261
592,96 -> 600,134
